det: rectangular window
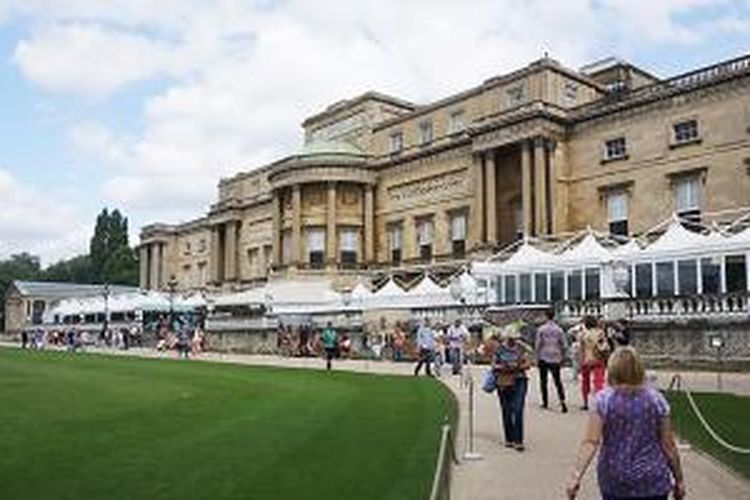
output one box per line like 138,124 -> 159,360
390,132 -> 403,153
507,85 -> 525,106
198,239 -> 207,252
568,270 -> 583,300
263,245 -> 272,270
534,273 -> 549,303
607,191 -> 629,236
551,272 -> 565,301
726,254 -> 747,293
449,110 -> 465,133
677,259 -> 697,295
635,263 -> 653,298
585,268 -> 600,300
675,176 -> 701,222
389,224 -> 403,265
604,137 -> 627,160
656,261 -> 675,297
519,273 -> 532,303
306,228 -> 325,269
701,257 -> 721,294
673,119 -> 699,144
417,218 -> 434,261
247,247 -> 260,274
450,212 -> 467,258
504,275 -> 517,304
339,228 -> 358,269
419,121 -> 433,145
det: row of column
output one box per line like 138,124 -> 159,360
209,220 -> 240,284
471,136 -> 555,245
139,243 -> 164,290
270,182 -> 375,269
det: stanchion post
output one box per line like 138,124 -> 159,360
463,370 -> 483,461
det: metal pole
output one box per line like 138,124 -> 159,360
463,368 -> 483,461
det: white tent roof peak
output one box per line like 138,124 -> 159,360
410,275 -> 446,295
350,282 -> 373,299
373,278 -> 407,297
644,219 -> 708,255
561,233 -> 613,263
503,241 -> 557,268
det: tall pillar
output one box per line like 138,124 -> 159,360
403,215 -> 416,261
534,137 -> 548,235
139,246 -> 148,289
292,184 -> 302,265
546,139 -> 557,235
209,226 -> 220,283
469,154 -> 485,248
149,244 -> 159,290
364,185 -> 375,263
157,243 -> 164,289
271,190 -> 281,268
326,182 -> 337,265
224,221 -> 238,281
521,140 -> 533,236
485,151 -> 497,243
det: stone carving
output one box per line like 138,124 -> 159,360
387,169 -> 469,205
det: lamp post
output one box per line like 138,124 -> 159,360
102,283 -> 111,338
167,276 -> 178,333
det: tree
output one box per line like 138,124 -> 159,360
42,255 -> 95,283
89,208 -> 137,285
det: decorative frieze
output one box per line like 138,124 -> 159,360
387,169 -> 470,207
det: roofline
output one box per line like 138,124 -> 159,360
302,91 -> 417,127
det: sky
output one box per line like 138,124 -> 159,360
0,0 -> 748,265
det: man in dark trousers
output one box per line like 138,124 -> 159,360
414,319 -> 436,376
321,322 -> 338,371
535,309 -> 569,413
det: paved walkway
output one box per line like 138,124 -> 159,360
3,343 -> 749,499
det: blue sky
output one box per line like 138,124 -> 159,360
0,0 -> 748,264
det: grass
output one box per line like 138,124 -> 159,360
0,348 -> 456,500
666,390 -> 750,480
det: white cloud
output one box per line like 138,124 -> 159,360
0,168 -> 88,264
1,0 -> 747,259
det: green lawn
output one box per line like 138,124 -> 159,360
0,348 -> 456,500
666,390 -> 750,480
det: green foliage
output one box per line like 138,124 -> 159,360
42,255 -> 95,283
0,349 -> 456,500
0,253 -> 42,328
89,208 -> 135,284
666,390 -> 750,480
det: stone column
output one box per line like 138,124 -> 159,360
546,139 -> 557,235
469,154 -> 484,248
484,150 -> 497,243
435,210 -> 450,257
364,185 -> 375,263
224,221 -> 238,281
292,184 -> 302,265
149,243 -> 160,290
271,190 -> 281,268
157,243 -> 164,289
326,182 -> 337,265
209,226 -> 220,283
403,215 -> 416,261
521,139 -> 533,236
139,246 -> 148,289
534,137 -> 548,236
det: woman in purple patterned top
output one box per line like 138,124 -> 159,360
566,347 -> 685,500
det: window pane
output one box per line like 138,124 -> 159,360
656,261 -> 675,297
635,263 -> 653,298
607,192 -> 628,222
519,274 -> 532,303
551,272 -> 565,301
726,254 -> 747,293
451,214 -> 467,241
568,270 -> 582,300
677,259 -> 697,295
701,257 -> 721,294
504,275 -> 517,304
534,273 -> 549,303
585,268 -> 600,300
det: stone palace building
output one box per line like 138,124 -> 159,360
139,54 -> 750,293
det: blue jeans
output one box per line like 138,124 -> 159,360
449,347 -> 462,374
497,377 -> 528,444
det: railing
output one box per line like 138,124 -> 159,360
557,292 -> 749,321
429,423 -> 460,500
573,53 -> 750,120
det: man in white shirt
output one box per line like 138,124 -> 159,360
446,319 -> 469,375
414,319 -> 436,376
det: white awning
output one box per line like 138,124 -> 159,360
560,233 -> 613,265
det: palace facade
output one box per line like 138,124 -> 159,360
139,54 -> 750,292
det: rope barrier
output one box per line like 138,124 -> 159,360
669,374 -> 750,455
